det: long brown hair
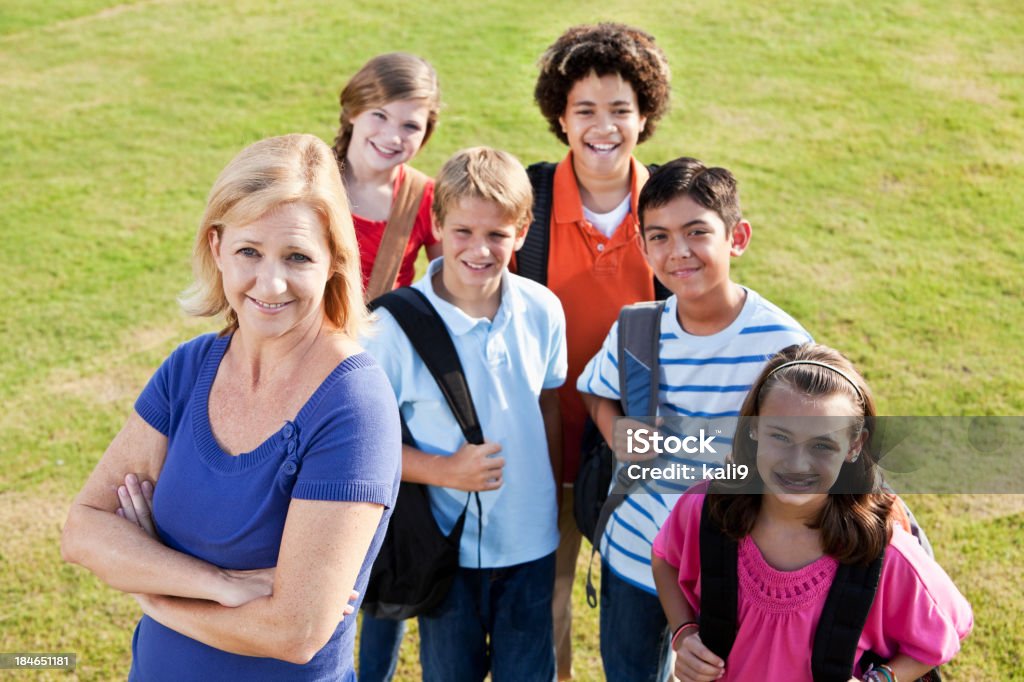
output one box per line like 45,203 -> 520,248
332,53 -> 441,167
706,343 -> 894,565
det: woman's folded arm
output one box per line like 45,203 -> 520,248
61,411 -> 249,604
133,498 -> 382,664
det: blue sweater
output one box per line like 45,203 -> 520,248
129,333 -> 401,681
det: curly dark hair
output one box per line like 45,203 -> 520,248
534,23 -> 671,146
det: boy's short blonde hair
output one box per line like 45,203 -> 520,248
432,147 -> 533,231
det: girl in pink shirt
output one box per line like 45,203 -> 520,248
652,343 -> 972,682
332,53 -> 442,300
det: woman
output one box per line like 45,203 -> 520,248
61,133 -> 402,681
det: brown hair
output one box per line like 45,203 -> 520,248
332,53 -> 441,165
706,343 -> 895,565
180,134 -> 367,338
637,157 -> 742,237
432,147 -> 533,231
534,23 -> 670,145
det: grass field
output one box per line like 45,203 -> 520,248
1,0 -> 1021,679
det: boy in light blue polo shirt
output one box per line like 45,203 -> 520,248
362,147 -> 567,682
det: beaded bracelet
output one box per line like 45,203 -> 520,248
671,621 -> 699,649
863,663 -> 897,682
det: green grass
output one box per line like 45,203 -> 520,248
1,0 -> 1021,679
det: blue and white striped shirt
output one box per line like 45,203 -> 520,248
577,289 -> 811,594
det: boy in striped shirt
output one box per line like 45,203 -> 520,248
577,157 -> 811,681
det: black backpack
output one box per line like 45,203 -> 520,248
573,301 -> 664,607
699,495 -> 941,681
360,287 -> 482,620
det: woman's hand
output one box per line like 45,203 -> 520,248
215,567 -> 277,607
115,473 -> 279,608
64,412 -> 272,605
135,588 -> 360,622
122,498 -> 382,661
213,584 -> 358,618
341,589 -> 359,620
116,473 -> 157,538
673,631 -> 725,681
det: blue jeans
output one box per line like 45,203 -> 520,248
418,552 -> 556,682
599,559 -> 672,682
357,613 -> 405,682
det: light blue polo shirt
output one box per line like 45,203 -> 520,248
362,258 -> 567,568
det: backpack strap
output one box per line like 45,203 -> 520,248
617,301 -> 664,417
369,287 -> 483,446
811,551 -> 885,681
583,301 -> 664,606
697,493 -> 887,682
365,167 -> 430,301
592,301 -> 664,538
698,495 -> 739,661
517,162 -> 557,286
370,287 -> 484,569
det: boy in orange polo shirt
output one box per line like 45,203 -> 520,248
513,22 -> 672,680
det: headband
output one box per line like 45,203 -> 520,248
765,360 -> 864,401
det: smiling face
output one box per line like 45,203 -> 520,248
754,384 -> 866,510
436,196 -> 526,305
641,194 -> 750,305
345,98 -> 431,176
209,202 -> 333,340
559,72 -> 647,180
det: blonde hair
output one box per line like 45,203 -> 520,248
332,53 -> 441,165
179,133 -> 367,338
432,147 -> 533,230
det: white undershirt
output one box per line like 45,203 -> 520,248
583,193 -> 631,239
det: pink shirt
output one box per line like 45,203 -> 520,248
653,488 -> 973,680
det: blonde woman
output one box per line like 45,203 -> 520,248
62,134 -> 402,681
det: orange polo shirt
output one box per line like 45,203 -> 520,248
541,153 -> 654,482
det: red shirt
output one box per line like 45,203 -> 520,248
353,165 -> 437,292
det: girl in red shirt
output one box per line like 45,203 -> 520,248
332,53 -> 442,300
